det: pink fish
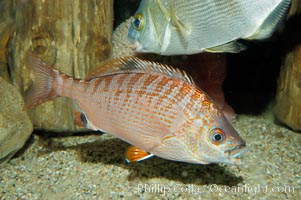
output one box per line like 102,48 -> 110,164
25,53 -> 249,165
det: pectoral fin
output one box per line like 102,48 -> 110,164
156,0 -> 189,47
156,0 -> 170,21
205,41 -> 247,53
125,146 -> 154,163
169,0 -> 190,40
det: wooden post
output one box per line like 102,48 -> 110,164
3,0 -> 113,131
0,1 -> 12,82
274,0 -> 301,131
275,46 -> 301,131
288,0 -> 301,17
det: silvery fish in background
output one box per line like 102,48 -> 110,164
128,0 -> 291,55
25,53 -> 249,165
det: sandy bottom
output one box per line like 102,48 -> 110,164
1,108 -> 301,199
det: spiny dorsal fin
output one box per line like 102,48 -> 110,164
84,57 -> 133,79
85,57 -> 195,85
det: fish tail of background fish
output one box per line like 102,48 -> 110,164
24,53 -> 79,109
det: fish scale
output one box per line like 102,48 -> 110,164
64,72 -> 212,149
90,74 -> 176,131
25,54 -> 249,165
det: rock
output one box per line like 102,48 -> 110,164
0,77 -> 33,165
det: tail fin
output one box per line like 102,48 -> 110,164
24,53 -> 59,109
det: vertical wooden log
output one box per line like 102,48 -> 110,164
0,30 -> 10,82
0,1 -> 13,82
8,0 -> 113,131
288,0 -> 301,17
275,46 -> 301,131
274,0 -> 301,131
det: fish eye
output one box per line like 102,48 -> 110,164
132,13 -> 144,31
209,128 -> 225,144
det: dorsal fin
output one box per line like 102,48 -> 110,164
85,57 -> 195,85
84,57 -> 133,79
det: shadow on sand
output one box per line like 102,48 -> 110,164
30,133 -> 244,186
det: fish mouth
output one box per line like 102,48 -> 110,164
229,144 -> 249,158
224,144 -> 250,165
